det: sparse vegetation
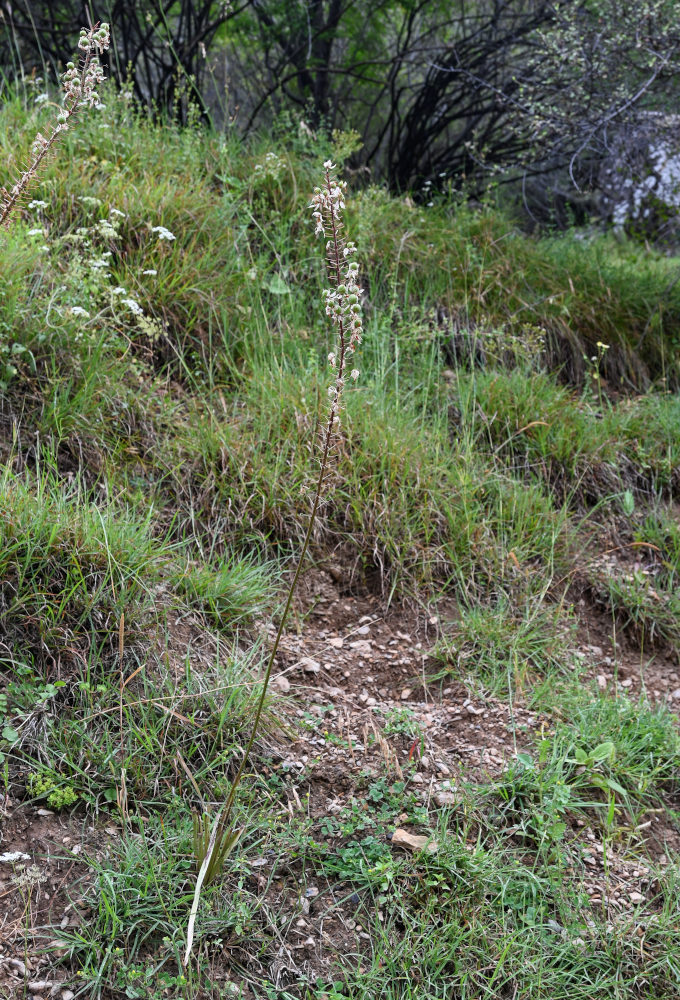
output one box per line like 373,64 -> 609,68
1,52 -> 680,1000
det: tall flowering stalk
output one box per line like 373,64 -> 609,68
0,22 -> 110,229
184,160 -> 363,966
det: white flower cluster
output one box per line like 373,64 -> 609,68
78,23 -> 110,55
311,160 -> 346,236
152,225 -> 176,241
311,161 -> 363,407
253,151 -> 285,180
62,23 -> 110,109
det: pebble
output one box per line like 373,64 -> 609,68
349,640 -> 371,653
597,674 -> 607,691
28,983 -> 53,994
401,689 -> 412,700
300,657 -> 321,674
272,674 -> 291,693
355,625 -> 371,636
670,688 -> 680,701
327,637 -> 344,649
410,772 -> 424,784
621,678 -> 633,688
464,703 -> 483,716
434,791 -> 457,807
435,761 -> 451,776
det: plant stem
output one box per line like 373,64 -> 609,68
218,397 -> 337,831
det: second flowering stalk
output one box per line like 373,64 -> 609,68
184,159 -> 363,966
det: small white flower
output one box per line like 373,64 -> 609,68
350,369 -> 359,380
122,298 -> 143,315
70,306 -> 90,317
27,228 -> 45,236
142,269 -> 157,276
323,159 -> 335,169
151,225 -> 176,241
28,200 -> 48,209
111,286 -> 127,295
34,93 -> 49,105
109,208 -> 126,218
0,852 -> 31,863
90,258 -> 109,268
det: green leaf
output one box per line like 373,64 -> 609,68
573,747 -> 588,764
264,273 -> 290,295
1,725 -> 19,744
590,741 -> 615,762
605,777 -> 626,795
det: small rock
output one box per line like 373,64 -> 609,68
304,886 -> 319,898
272,674 -> 291,693
29,983 -> 54,994
435,761 -> 451,776
597,674 -> 607,691
670,688 -> 680,701
410,772 -> 424,784
621,678 -> 633,688
36,809 -> 54,817
391,828 -> 438,854
327,637 -> 344,649
359,690 -> 369,704
629,891 -> 645,904
355,624 -> 370,636
8,958 -> 26,976
60,915 -> 69,929
60,992 -> 75,1000
434,791 -> 457,807
366,697 -> 377,707
401,688 -> 412,701
349,640 -> 372,653
465,703 -> 483,716
300,657 -> 321,674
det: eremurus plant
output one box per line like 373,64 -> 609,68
0,21 -> 110,230
183,160 -> 363,966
